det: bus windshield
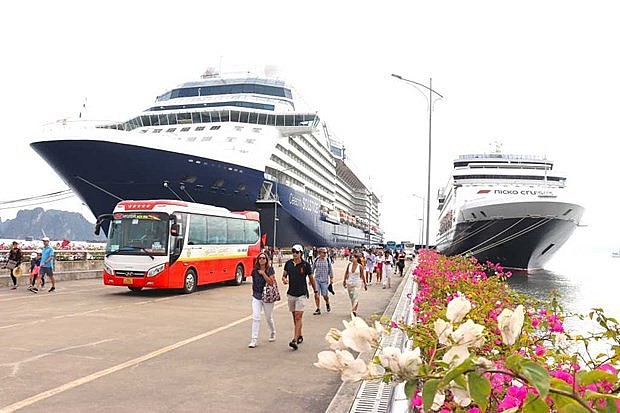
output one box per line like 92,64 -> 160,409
106,212 -> 169,256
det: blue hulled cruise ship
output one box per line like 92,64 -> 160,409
31,69 -> 383,248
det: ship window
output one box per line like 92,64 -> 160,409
220,110 -> 230,122
200,112 -> 211,123
139,129 -> 148,133
239,112 -> 249,123
153,129 -> 162,133
210,125 -> 221,130
266,114 -> 275,126
181,127 -> 191,132
158,114 -> 169,125
195,126 -> 205,131
177,113 -> 191,124
230,110 -> 241,122
140,115 -> 152,127
248,112 -> 258,124
470,213 -> 476,219
166,128 -> 176,132
211,112 -> 221,122
202,136 -> 213,142
480,211 -> 487,217
191,113 -> 201,124
257,113 -> 267,125
211,179 -> 224,189
150,115 -> 160,126
167,114 -> 177,125
562,208 -> 573,216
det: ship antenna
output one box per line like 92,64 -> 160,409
163,181 -> 183,201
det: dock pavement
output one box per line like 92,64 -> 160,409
0,258 -> 413,413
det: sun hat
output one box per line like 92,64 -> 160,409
30,252 -> 37,259
42,236 -> 50,242
12,266 -> 22,277
291,244 -> 304,253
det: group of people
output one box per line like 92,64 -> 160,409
2,238 -> 56,293
249,244 -> 410,350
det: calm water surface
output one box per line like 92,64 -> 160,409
506,243 -> 619,340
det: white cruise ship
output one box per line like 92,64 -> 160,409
30,69 -> 383,248
436,148 -> 584,270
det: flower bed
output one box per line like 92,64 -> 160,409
316,250 -> 620,412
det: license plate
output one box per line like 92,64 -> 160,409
123,278 -> 133,285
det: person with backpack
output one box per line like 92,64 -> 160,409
312,247 -> 333,315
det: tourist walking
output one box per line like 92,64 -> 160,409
312,247 -> 334,315
382,250 -> 393,289
343,254 -> 367,317
248,252 -> 277,348
4,241 -> 22,289
28,252 -> 41,292
281,244 -> 317,350
397,250 -> 406,276
36,237 -> 56,292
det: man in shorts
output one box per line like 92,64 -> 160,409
312,247 -> 333,315
282,244 -> 317,350
36,237 -> 56,292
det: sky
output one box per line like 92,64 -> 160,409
1,0 -> 619,251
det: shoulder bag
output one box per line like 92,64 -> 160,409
262,281 -> 281,303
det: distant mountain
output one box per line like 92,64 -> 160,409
0,208 -> 106,242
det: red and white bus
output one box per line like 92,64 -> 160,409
95,199 -> 261,293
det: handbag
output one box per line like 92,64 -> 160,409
6,259 -> 18,270
262,282 -> 281,303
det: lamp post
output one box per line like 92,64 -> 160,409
273,166 -> 295,249
411,193 -> 425,247
392,74 -> 444,248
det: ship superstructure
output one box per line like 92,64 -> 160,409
31,70 -> 382,247
436,149 -> 583,270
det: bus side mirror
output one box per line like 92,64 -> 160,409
171,224 -> 180,237
94,224 -> 101,236
94,214 -> 113,236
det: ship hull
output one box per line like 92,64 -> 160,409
31,139 -> 371,248
437,216 -> 579,270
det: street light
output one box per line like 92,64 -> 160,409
411,193 -> 425,246
273,166 -> 295,249
392,73 -> 444,248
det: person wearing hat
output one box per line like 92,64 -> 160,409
35,237 -> 56,292
4,241 -> 22,290
281,244 -> 317,350
311,247 -> 333,315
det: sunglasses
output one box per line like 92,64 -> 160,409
292,250 -> 301,254
258,256 -> 267,260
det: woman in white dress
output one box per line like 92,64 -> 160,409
382,250 -> 393,289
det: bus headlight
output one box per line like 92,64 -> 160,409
147,263 -> 166,277
104,263 -> 114,275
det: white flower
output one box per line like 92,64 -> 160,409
473,356 -> 494,369
451,319 -> 485,348
449,381 -> 472,407
431,390 -> 446,411
442,344 -> 470,366
433,319 -> 453,345
341,315 -> 382,353
325,328 -> 347,350
314,350 -> 369,382
378,346 -> 423,382
446,293 -> 471,323
497,304 -> 525,345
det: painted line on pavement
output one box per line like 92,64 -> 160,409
0,312 -> 254,412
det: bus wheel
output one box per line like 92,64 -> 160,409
183,270 -> 197,294
128,287 -> 143,292
232,264 -> 244,286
